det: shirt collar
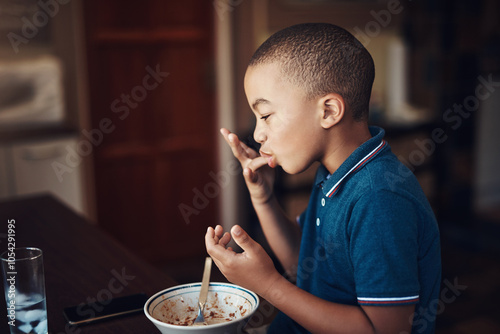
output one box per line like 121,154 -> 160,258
314,126 -> 388,198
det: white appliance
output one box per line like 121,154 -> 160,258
0,56 -> 64,128
0,136 -> 85,215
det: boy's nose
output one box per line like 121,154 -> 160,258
253,126 -> 266,144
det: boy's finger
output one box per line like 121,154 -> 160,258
206,226 -> 223,249
246,156 -> 269,173
214,224 -> 224,238
206,227 -> 233,261
220,128 -> 233,142
219,232 -> 231,248
220,128 -> 238,150
243,168 -> 255,183
219,128 -> 238,148
228,134 -> 248,157
207,243 -> 234,269
225,134 -> 248,162
220,129 -> 259,162
205,226 -> 217,246
230,225 -> 260,255
239,140 -> 259,159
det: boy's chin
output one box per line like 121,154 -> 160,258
280,163 -> 309,175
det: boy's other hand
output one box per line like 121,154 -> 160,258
205,224 -> 281,297
220,128 -> 275,204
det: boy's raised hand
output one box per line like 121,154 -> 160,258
205,224 -> 281,297
220,128 -> 275,204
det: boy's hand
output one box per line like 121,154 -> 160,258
220,128 -> 275,204
205,225 -> 281,297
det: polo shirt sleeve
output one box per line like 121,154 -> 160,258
348,189 -> 420,306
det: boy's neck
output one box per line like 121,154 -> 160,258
321,121 -> 372,175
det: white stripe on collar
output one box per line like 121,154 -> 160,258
325,140 -> 386,198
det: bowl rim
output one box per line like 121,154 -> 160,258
144,282 -> 260,330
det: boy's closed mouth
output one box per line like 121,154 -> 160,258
259,150 -> 273,159
259,150 -> 276,168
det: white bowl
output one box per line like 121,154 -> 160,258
145,282 -> 259,334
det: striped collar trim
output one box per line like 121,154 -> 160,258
325,140 -> 387,198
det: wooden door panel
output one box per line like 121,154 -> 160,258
94,149 -> 217,262
149,0 -> 209,27
89,45 -> 213,146
151,46 -> 213,140
88,0 -> 209,30
150,151 -> 218,260
98,48 -> 152,144
94,158 -> 156,244
84,1 -> 217,264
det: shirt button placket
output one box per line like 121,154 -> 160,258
317,197 -> 326,227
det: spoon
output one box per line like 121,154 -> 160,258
192,257 -> 212,326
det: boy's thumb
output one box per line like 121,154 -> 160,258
231,225 -> 257,253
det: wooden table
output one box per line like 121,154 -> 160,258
0,194 -> 178,333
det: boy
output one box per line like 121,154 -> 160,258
206,23 -> 441,334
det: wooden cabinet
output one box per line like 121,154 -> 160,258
83,1 -> 218,264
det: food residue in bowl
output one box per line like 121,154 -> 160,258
153,292 -> 249,326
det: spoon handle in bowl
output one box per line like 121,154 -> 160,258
199,257 -> 212,309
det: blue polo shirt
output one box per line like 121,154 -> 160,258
268,126 -> 441,334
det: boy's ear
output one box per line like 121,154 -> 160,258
319,93 -> 345,129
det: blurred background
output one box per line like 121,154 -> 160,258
0,0 -> 499,332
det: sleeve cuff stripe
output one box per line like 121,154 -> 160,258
357,295 -> 419,304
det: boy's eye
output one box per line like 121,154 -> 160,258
260,114 -> 270,121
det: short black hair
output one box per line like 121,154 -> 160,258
249,23 -> 375,121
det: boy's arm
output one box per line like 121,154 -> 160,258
265,275 -> 414,334
220,128 -> 301,272
251,194 -> 302,274
206,225 -> 414,334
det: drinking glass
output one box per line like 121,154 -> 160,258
1,247 -> 48,334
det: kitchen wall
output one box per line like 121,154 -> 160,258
0,0 -> 92,218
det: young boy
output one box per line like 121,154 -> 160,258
206,23 -> 441,334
